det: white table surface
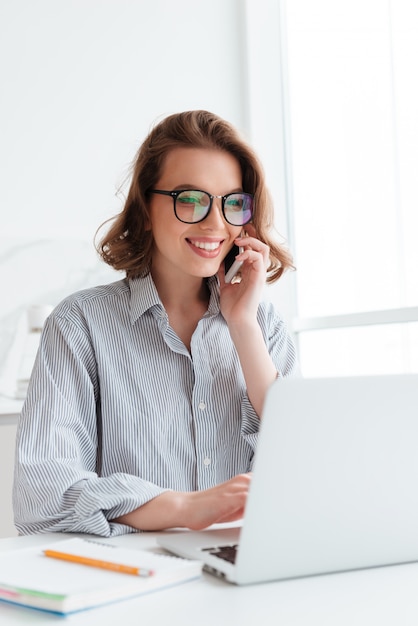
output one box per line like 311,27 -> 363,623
1,532 -> 418,625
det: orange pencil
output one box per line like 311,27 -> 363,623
43,549 -> 155,577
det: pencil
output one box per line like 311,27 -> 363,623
43,549 -> 155,577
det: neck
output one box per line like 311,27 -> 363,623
151,267 -> 210,312
150,267 -> 211,352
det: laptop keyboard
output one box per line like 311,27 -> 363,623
202,544 -> 238,564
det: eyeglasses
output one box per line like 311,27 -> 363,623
149,189 -> 254,226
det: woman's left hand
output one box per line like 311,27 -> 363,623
218,224 -> 270,327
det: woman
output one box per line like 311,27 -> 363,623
13,110 -> 297,537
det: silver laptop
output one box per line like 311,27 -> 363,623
157,374 -> 418,584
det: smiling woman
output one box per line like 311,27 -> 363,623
98,110 -> 293,283
13,109 -> 297,537
146,147 -> 244,283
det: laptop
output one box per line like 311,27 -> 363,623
157,374 -> 418,584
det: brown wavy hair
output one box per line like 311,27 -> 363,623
96,110 -> 294,283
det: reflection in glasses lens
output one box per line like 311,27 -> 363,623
176,191 -> 209,223
223,194 -> 253,226
175,190 -> 253,226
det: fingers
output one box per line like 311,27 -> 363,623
235,231 -> 270,271
185,474 -> 252,531
226,472 -> 252,485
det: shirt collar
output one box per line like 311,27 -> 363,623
129,273 -> 221,325
129,273 -> 163,324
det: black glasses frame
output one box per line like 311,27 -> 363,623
149,189 -> 254,226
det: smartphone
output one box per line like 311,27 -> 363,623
224,243 -> 244,283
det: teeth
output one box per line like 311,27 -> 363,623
190,241 -> 220,251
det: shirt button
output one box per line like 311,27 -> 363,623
198,402 -> 206,410
203,457 -> 211,466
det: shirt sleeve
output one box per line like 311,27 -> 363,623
240,302 -> 298,452
13,303 -> 168,537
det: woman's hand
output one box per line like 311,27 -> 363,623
218,224 -> 270,327
114,473 -> 252,531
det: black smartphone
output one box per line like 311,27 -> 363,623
224,244 -> 244,283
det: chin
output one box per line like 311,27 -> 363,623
193,263 -> 220,279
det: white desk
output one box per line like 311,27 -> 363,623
1,532 -> 418,625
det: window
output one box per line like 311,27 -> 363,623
246,0 -> 418,377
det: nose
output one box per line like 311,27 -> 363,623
201,197 -> 225,229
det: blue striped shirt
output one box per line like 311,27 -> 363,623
13,274 -> 297,536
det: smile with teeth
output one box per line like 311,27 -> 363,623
188,240 -> 222,251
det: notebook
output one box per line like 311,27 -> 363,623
157,374 -> 418,584
0,537 -> 202,615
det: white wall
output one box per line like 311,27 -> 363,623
0,424 -> 18,537
1,0 -> 249,240
0,0 -> 254,390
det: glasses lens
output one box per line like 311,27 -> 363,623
175,190 -> 210,223
224,193 -> 253,226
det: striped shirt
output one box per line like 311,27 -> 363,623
13,274 -> 297,537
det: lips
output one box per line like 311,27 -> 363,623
186,238 -> 224,257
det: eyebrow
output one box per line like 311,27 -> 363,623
171,184 -> 244,194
